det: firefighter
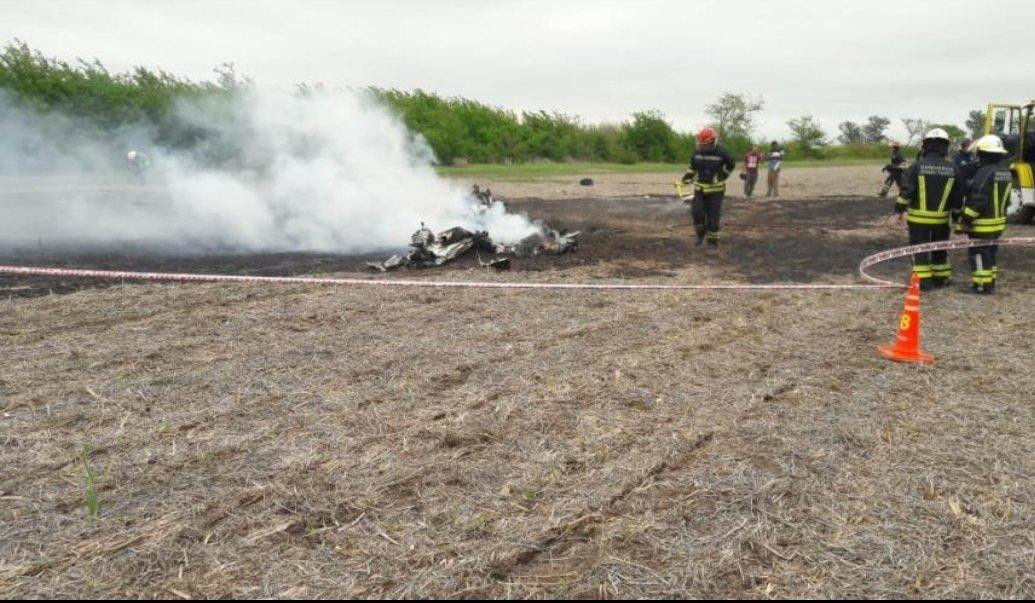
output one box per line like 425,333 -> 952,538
894,128 -> 962,290
681,127 -> 735,248
126,149 -> 150,182
879,141 -> 907,198
958,134 -> 1012,294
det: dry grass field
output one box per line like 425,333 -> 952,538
1,166 -> 1033,598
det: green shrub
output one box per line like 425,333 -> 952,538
2,41 -> 911,168
369,89 -> 697,165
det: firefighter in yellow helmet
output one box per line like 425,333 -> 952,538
959,135 -> 1012,294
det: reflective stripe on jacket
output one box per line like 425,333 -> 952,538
961,161 -> 1012,236
684,145 -> 735,194
895,153 -> 962,225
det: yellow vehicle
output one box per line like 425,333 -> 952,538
984,101 -> 1035,223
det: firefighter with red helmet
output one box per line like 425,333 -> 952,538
681,127 -> 735,248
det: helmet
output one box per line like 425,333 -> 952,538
923,128 -> 950,142
697,127 -> 718,148
972,134 -> 1008,154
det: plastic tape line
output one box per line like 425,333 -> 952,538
2,237 -> 1034,292
859,236 -> 1035,287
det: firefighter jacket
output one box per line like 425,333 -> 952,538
961,160 -> 1012,237
883,149 -> 907,175
683,145 -> 736,194
895,152 -> 963,225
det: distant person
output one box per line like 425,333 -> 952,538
681,127 -> 735,249
126,150 -> 150,182
879,141 -> 907,198
742,146 -> 763,197
892,128 -> 961,290
765,141 -> 785,197
958,135 -> 1012,294
953,139 -> 976,177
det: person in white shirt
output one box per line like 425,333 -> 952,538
765,141 -> 785,197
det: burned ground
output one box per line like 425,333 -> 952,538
6,194 -> 1035,297
1,184 -> 1034,598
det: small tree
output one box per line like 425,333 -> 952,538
622,110 -> 682,162
704,92 -> 764,141
787,115 -> 827,157
966,109 -> 985,139
837,121 -> 864,144
901,118 -> 930,145
928,123 -> 967,142
863,115 -> 890,144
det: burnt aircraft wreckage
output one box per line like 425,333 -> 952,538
366,186 -> 579,272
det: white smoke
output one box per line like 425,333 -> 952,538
0,88 -> 539,253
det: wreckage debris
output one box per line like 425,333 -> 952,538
513,229 -> 580,257
367,224 -> 498,272
471,184 -> 506,212
366,187 -> 578,272
367,223 -> 579,273
478,253 -> 512,271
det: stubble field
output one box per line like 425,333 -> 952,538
1,165 -> 1033,598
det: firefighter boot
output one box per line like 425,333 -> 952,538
694,228 -> 706,247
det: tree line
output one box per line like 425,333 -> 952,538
0,41 -> 984,167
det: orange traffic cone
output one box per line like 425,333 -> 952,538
878,273 -> 934,364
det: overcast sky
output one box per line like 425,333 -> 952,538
5,0 -> 1034,140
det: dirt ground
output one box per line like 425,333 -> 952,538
454,163 -> 886,200
1,166 -> 1033,598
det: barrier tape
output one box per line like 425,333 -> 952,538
859,236 -> 1035,287
0,236 -> 1032,293
0,265 -> 890,291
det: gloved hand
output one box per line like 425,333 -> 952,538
681,172 -> 695,184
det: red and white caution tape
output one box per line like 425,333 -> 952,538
1,236 -> 1032,292
859,236 -> 1035,287
0,265 -> 890,291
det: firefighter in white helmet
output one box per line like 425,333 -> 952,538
126,149 -> 150,182
958,134 -> 1012,294
893,128 -> 963,290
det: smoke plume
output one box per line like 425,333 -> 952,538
0,88 -> 539,254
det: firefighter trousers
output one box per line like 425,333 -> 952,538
881,172 -> 903,196
691,191 -> 724,245
908,223 -> 951,285
967,235 -> 999,289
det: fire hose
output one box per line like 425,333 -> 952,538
0,238 -> 1033,292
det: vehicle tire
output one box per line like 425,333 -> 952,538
1010,204 -> 1035,224
1006,177 -> 1034,224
